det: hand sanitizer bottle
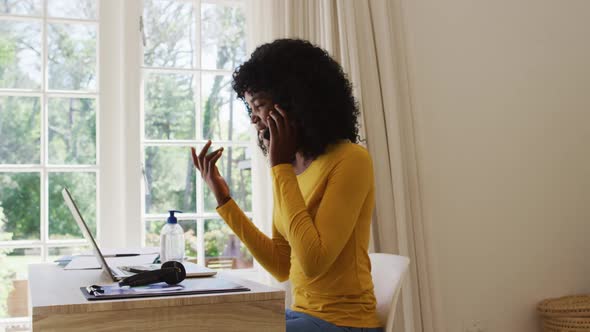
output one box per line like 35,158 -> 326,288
160,210 -> 185,263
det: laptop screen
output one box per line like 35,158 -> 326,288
61,187 -> 117,282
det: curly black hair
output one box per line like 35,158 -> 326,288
232,38 -> 361,159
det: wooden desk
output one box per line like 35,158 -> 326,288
28,264 -> 285,331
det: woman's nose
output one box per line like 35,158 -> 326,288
250,114 -> 258,124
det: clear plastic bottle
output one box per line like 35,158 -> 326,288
160,210 -> 185,263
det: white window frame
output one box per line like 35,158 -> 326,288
0,0 -> 132,260
121,0 -> 268,282
0,2 -> 101,258
0,0 -> 141,249
0,0 -> 130,327
0,0 -> 272,293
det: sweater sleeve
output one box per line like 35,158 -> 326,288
271,149 -> 372,278
216,199 -> 291,282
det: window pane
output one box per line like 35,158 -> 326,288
0,20 -> 42,89
201,4 -> 246,70
202,74 -> 250,142
0,173 -> 40,240
0,0 -> 42,15
0,247 -> 41,318
48,172 -> 96,240
144,146 -> 196,214
144,72 -> 195,140
145,219 -> 198,260
48,97 -> 96,165
204,219 -> 252,269
48,23 -> 97,91
0,96 -> 41,164
48,0 -> 97,19
204,146 -> 251,212
143,0 -> 196,68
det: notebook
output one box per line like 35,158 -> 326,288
81,277 -> 250,301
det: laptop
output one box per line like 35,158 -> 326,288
61,187 -> 217,281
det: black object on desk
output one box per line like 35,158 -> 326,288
118,261 -> 186,287
81,277 -> 250,301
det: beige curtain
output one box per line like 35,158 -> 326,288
245,1 -> 436,331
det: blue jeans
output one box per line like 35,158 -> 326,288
286,309 -> 383,332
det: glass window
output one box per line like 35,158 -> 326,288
0,1 -> 99,328
141,0 -> 252,269
0,0 -> 43,16
0,20 -> 42,89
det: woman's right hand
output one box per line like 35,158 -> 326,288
191,141 -> 231,207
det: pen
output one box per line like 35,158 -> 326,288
103,254 -> 141,257
76,252 -> 159,258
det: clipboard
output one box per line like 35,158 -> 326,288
81,277 -> 250,301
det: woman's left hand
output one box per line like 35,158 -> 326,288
268,104 -> 297,167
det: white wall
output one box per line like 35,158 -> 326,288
400,1 -> 590,331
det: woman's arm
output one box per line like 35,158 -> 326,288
216,199 -> 291,282
271,148 -> 373,278
191,144 -> 291,281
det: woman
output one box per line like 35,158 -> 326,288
192,39 -> 382,332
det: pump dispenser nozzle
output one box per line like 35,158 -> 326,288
167,210 -> 182,224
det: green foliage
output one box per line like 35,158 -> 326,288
47,23 -> 96,90
0,35 -> 16,72
184,227 -> 199,259
0,173 -> 40,240
0,96 -> 41,164
0,172 -> 96,241
144,147 -> 197,214
145,73 -> 195,140
48,98 -> 97,164
143,0 -> 195,68
204,219 -> 230,257
201,4 -> 246,70
0,20 -> 41,89
47,172 -> 96,239
204,219 -> 252,267
0,203 -> 15,317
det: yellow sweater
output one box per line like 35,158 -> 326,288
216,141 -> 381,328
